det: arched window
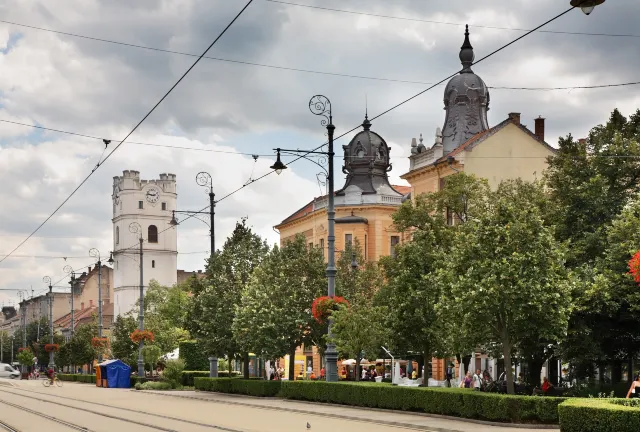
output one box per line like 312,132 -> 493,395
148,225 -> 158,243
116,226 -> 119,245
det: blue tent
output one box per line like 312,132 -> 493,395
98,359 -> 131,388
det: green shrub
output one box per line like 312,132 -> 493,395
58,374 -> 97,384
181,371 -> 241,386
279,382 -> 565,424
178,341 -> 209,370
195,378 -> 281,397
135,381 -> 173,391
163,359 -> 185,388
559,398 -> 640,432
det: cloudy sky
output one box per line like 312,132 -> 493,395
0,0 -> 637,305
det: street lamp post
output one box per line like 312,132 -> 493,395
63,266 -> 76,338
89,249 -> 104,343
108,222 -> 145,377
169,171 -> 218,376
270,95 -> 338,382
43,276 -> 54,369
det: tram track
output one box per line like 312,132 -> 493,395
3,386 -> 435,431
0,397 -> 90,431
0,387 -> 245,432
0,420 -> 19,432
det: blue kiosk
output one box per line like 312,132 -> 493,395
96,359 -> 131,388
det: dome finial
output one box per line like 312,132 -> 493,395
459,24 -> 475,73
362,100 -> 371,131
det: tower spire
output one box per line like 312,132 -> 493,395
459,24 -> 475,73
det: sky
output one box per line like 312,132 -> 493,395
0,0 -> 637,305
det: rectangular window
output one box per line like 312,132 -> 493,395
138,201 -> 143,209
345,234 -> 353,246
161,202 -> 167,211
152,260 -> 155,268
320,239 -> 325,258
390,236 -> 400,258
447,208 -> 454,226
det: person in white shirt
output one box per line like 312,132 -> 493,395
473,369 -> 482,391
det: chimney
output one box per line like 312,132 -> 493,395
534,116 -> 545,142
81,302 -> 84,310
508,112 -> 521,125
89,300 -> 93,308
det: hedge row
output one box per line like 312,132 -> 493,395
558,399 -> 640,432
57,373 -> 150,388
194,378 -> 281,397
279,382 -> 565,424
181,371 -> 241,386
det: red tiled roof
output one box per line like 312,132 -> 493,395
278,184 -> 410,226
54,303 -> 114,329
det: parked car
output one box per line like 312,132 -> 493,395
0,363 -> 20,379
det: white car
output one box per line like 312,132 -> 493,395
0,363 -> 20,379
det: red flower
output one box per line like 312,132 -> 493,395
130,329 -> 154,343
91,337 -> 109,348
312,296 -> 349,323
629,251 -> 640,283
44,344 -> 59,353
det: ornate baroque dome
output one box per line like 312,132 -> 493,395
441,25 -> 490,154
338,115 -> 400,196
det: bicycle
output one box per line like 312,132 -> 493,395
43,376 -> 63,387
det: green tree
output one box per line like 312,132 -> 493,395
111,314 -> 138,368
441,179 -> 571,394
188,219 -> 269,378
142,280 -> 191,355
379,173 -> 487,380
141,345 -> 162,372
330,300 -> 390,381
16,348 -> 35,369
66,319 -> 98,370
233,235 -> 325,380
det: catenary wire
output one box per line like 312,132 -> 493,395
0,19 -> 637,89
0,1 -> 255,266
265,0 -> 639,38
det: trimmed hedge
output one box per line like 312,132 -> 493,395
181,371 -> 240,386
279,382 -> 565,424
559,399 -> 640,432
57,373 -> 150,388
194,378 -> 281,397
179,341 -> 209,371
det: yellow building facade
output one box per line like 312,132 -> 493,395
275,115 -> 410,261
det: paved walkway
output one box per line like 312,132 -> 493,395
146,389 -> 560,432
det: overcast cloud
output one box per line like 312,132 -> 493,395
0,0 -> 637,304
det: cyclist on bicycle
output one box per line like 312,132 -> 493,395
46,367 -> 55,384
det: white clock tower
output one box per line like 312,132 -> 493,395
111,170 -> 177,317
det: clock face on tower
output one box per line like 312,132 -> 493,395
145,187 -> 160,204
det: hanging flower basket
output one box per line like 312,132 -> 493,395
44,344 -> 60,353
312,296 -> 349,323
629,251 -> 640,283
130,329 -> 154,344
18,347 -> 27,353
91,337 -> 109,349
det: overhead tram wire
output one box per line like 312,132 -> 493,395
265,0 -> 639,38
1,20 -> 638,89
0,0 -> 256,266
0,119 -> 272,157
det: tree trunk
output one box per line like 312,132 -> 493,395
417,355 -> 424,379
462,355 -> 471,375
628,354 -> 634,384
612,360 -> 622,384
503,341 -> 514,394
528,358 -> 544,388
422,352 -> 430,386
243,352 -> 249,379
598,360 -> 605,384
288,346 -> 296,381
355,358 -> 361,382
228,352 -> 233,375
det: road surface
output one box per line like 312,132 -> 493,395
0,378 -> 558,432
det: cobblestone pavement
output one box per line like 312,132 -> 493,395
0,378 -> 559,432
